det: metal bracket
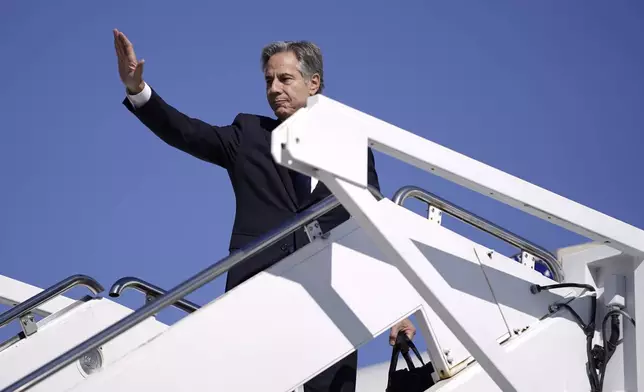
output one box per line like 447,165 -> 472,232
521,251 -> 536,270
0,274 -> 104,331
19,313 -> 37,337
427,205 -> 443,225
304,220 -> 328,242
512,325 -> 531,336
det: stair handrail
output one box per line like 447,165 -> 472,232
2,192 -> 357,391
392,185 -> 564,282
0,274 -> 104,328
109,276 -> 201,314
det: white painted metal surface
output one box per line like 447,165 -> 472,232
3,94 -> 642,392
0,289 -> 167,392
272,94 -> 644,391
65,199 -> 587,392
276,95 -> 644,260
358,315 -> 590,392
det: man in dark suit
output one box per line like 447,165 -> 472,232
113,29 -> 415,391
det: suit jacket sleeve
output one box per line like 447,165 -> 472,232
123,88 -> 242,169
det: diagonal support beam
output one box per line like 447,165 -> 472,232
272,93 -> 644,391
318,175 -> 524,391
273,95 -> 644,261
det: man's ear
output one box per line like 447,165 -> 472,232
308,73 -> 321,95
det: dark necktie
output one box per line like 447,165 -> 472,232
290,170 -> 310,205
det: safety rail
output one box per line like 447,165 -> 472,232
1,193 -> 354,391
392,185 -> 564,282
2,182 -> 561,390
0,275 -> 104,331
109,277 -> 201,314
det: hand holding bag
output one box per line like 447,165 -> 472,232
386,331 -> 435,392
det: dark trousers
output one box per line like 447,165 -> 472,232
302,351 -> 357,392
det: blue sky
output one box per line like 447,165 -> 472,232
1,0 -> 643,368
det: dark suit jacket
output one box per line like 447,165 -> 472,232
124,88 -> 380,290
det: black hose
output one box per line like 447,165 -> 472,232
532,282 -> 599,390
597,309 -> 636,392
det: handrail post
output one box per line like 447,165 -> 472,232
0,275 -> 104,331
109,277 -> 201,314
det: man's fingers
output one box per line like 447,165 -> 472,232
404,319 -> 417,340
389,319 -> 416,346
389,325 -> 400,346
118,32 -> 136,60
116,44 -> 128,73
119,35 -> 130,60
134,59 -> 145,80
119,31 -> 133,48
113,30 -> 121,58
113,30 -> 139,77
114,31 -> 126,63
112,29 -> 134,61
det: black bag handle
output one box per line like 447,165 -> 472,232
386,331 -> 436,392
387,331 -> 425,376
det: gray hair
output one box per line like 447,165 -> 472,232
261,41 -> 325,94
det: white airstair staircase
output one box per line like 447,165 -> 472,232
1,95 -> 642,392
0,275 -> 170,392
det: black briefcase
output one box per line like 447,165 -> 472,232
386,331 -> 435,392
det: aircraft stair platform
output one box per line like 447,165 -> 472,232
1,95 -> 642,392
0,275 -> 168,391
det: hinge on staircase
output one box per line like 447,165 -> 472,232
427,204 -> 443,225
521,251 -> 536,270
304,220 -> 329,242
19,313 -> 37,337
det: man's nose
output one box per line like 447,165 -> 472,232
268,79 -> 283,94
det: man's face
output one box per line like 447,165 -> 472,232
265,51 -> 320,121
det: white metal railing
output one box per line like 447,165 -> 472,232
108,276 -> 201,314
0,194 -> 355,391
5,94 -> 643,391
392,185 -> 564,281
0,275 -> 103,338
271,94 -> 644,391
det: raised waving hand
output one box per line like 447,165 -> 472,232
113,29 -> 145,94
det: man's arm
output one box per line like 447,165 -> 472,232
114,29 -> 241,169
122,82 -> 242,168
